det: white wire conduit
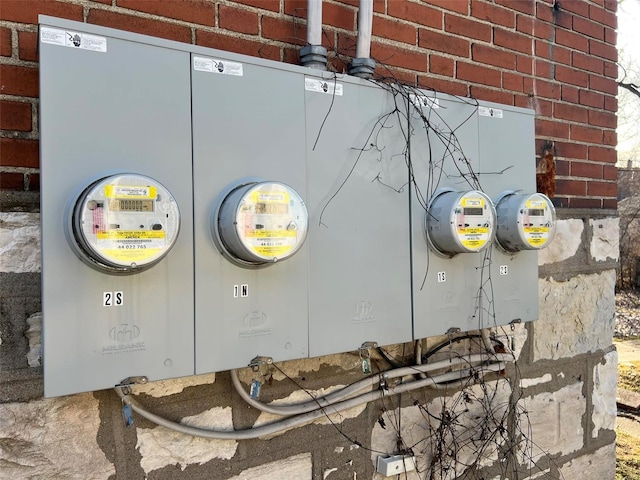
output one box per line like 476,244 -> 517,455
355,0 -> 374,59
115,355 -> 511,440
307,0 -> 323,46
231,353 -> 513,416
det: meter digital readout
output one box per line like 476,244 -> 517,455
215,181 -> 308,266
426,189 -> 496,256
494,192 -> 556,252
69,173 -> 180,273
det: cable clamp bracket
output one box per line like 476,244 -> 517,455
249,356 -> 273,372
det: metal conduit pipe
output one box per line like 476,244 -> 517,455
115,361 -> 508,440
231,353 -> 512,416
300,0 -> 328,69
348,0 -> 376,78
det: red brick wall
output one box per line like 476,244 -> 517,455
0,0 -> 618,209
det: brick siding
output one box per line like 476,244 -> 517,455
0,0 -> 618,208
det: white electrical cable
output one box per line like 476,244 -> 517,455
481,328 -> 496,356
355,0 -> 374,59
231,353 -> 512,416
307,0 -> 323,46
115,359 -> 509,440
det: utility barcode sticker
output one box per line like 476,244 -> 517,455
305,78 -> 343,96
40,26 -> 107,52
193,56 -> 243,76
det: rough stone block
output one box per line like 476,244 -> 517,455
0,272 -> 41,371
538,219 -> 583,266
136,407 -> 237,474
535,270 -> 615,360
591,350 -> 617,438
227,453 -> 312,480
589,217 -> 619,262
0,394 -> 114,479
558,443 -> 616,480
525,382 -> 585,460
0,212 -> 40,273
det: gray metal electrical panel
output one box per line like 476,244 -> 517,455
39,17 -> 194,397
305,79 -> 412,358
409,94 -> 485,338
191,54 -> 310,373
39,17 -> 541,397
477,101 -> 538,327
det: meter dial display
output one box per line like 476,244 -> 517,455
426,189 -> 496,256
495,192 -> 556,252
216,181 -> 308,266
70,173 -> 180,273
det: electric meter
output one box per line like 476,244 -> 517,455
494,192 -> 556,252
69,173 -> 180,273
426,189 -> 496,256
214,181 -> 308,267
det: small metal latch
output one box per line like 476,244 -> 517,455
359,341 -> 378,350
509,318 -> 522,331
118,376 -> 148,387
249,356 -> 273,371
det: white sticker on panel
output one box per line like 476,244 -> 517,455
479,106 -> 503,118
40,27 -> 107,52
193,56 -> 243,76
305,78 -> 344,96
409,94 -> 439,109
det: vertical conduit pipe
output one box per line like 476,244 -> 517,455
348,0 -> 376,78
300,0 -> 328,70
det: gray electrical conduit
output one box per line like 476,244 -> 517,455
355,0 -> 374,59
114,360 -> 509,440
231,353 -> 513,416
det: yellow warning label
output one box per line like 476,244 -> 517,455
250,191 -> 290,203
458,227 -> 489,250
524,226 -> 549,246
458,227 -> 489,235
461,197 -> 485,208
245,230 -> 297,238
523,227 -> 549,234
97,230 -> 165,240
105,185 -> 157,199
101,248 -> 163,261
96,230 -> 166,262
252,245 -> 294,257
525,200 -> 545,209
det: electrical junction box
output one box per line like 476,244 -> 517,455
39,17 -> 194,397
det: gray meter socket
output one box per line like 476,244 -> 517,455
426,189 -> 496,256
69,173 -> 181,273
214,181 -> 308,267
494,192 -> 556,252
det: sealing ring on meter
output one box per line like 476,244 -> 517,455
494,191 -> 556,253
68,173 -> 180,274
426,188 -> 496,257
212,180 -> 308,268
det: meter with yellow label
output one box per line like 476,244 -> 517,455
426,189 -> 496,256
494,191 -> 556,252
214,181 -> 308,267
69,173 -> 180,273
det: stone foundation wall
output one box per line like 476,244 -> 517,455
0,210 -> 619,479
